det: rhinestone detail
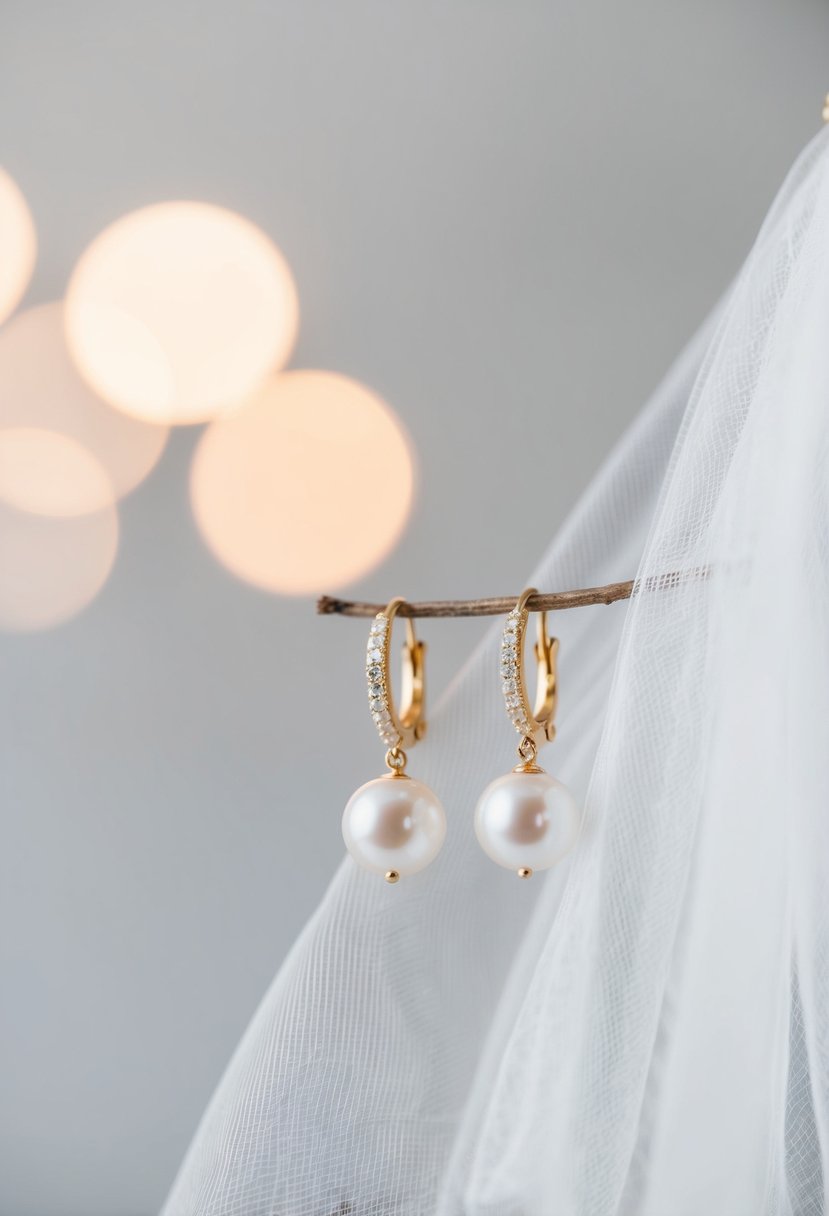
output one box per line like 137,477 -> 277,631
501,606 -> 532,736
366,614 -> 399,747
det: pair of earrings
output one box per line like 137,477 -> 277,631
341,591 -> 581,883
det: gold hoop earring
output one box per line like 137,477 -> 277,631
474,588 -> 580,878
341,597 -> 446,883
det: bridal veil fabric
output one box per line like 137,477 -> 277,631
163,127 -> 829,1215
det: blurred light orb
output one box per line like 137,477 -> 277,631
65,201 -> 299,425
190,370 -> 415,595
0,428 -> 114,518
0,167 -> 37,325
0,303 -> 168,510
0,497 -> 118,632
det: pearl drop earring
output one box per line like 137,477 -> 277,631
475,587 -> 580,878
342,597 -> 447,883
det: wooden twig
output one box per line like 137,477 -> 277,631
316,568 -> 708,619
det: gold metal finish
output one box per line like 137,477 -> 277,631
382,597 -> 427,751
384,870 -> 401,884
517,867 -> 533,879
511,587 -> 559,750
384,746 -> 409,773
823,92 -> 829,124
513,758 -> 544,775
516,736 -> 539,766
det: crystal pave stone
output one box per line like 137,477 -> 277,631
502,606 -> 531,736
366,613 -> 398,747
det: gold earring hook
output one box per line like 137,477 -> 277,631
387,598 -> 427,743
508,588 -> 559,758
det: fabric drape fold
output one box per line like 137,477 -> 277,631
164,128 -> 829,1216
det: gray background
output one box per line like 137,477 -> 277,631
1,2 -> 827,1212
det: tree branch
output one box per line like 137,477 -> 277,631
316,568 -> 708,619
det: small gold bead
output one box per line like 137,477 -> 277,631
385,870 -> 400,884
517,867 -> 533,879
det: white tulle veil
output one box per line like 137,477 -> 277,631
163,126 -> 829,1215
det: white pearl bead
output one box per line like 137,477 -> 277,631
474,768 -> 580,874
342,774 -> 446,879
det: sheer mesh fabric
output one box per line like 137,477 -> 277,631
163,128 -> 829,1215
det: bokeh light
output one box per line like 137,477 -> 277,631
0,303 -> 168,511
65,201 -> 299,425
190,370 -> 415,595
0,494 -> 118,632
0,428 -> 113,518
0,167 -> 37,325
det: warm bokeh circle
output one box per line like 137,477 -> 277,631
0,428 -> 114,518
190,370 -> 415,595
65,201 -> 299,425
0,303 -> 168,512
0,167 -> 37,325
0,494 -> 118,632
